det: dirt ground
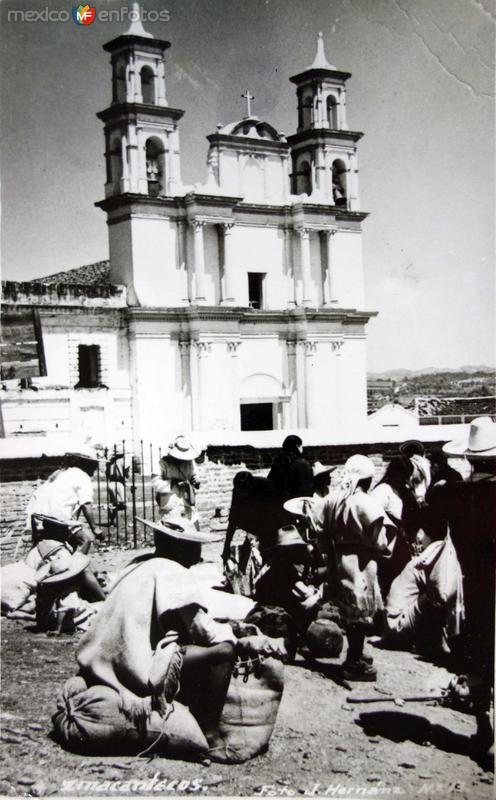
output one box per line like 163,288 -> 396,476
0,544 -> 493,800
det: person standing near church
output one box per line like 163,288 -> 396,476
152,435 -> 203,529
268,435 -> 314,504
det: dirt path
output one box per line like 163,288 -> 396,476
0,547 -> 493,799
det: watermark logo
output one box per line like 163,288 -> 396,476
7,5 -> 170,25
72,4 -> 96,25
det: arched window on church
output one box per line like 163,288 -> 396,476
301,91 -> 314,128
332,159 -> 347,207
140,66 -> 155,104
297,160 -> 312,196
109,137 -> 123,193
145,137 -> 166,197
327,95 -> 339,128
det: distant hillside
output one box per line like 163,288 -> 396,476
368,366 -> 495,381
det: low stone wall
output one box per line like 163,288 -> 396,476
1,440 -> 452,564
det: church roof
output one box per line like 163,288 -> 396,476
216,117 -> 284,142
31,260 -> 113,286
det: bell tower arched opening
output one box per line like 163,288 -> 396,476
140,65 -> 155,104
326,95 -> 339,128
332,159 -> 347,206
145,137 -> 166,196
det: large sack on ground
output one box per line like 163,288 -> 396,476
1,562 -> 37,613
208,656 -> 284,764
52,676 -> 208,758
427,535 -> 463,604
202,587 -> 255,621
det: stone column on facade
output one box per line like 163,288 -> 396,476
321,229 -> 338,306
196,341 -> 212,430
304,339 -> 317,428
178,340 -> 193,429
176,220 -> 190,302
127,122 -> 139,193
315,147 -> 325,194
297,228 -> 312,306
227,340 -> 241,429
295,340 -> 307,427
156,58 -> 167,106
190,220 -> 207,303
348,152 -> 360,211
286,340 -> 298,428
131,54 -> 142,103
168,126 -> 181,193
137,127 -> 148,194
284,227 -> 296,308
220,223 -> 236,305
324,149 -> 333,203
331,338 -> 344,428
120,132 -> 130,192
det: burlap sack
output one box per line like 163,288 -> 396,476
52,675 -> 208,758
1,562 -> 37,613
208,656 -> 284,764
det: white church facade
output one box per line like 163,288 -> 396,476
1,18 -> 376,449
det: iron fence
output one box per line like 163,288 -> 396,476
95,440 -> 165,548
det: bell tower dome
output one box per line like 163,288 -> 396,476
287,33 -> 362,209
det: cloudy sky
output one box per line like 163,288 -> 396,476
1,0 -> 494,372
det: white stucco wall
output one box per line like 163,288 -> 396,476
332,230 -> 365,309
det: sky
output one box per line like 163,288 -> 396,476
1,0 -> 494,373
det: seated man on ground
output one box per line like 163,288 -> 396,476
36,542 -> 105,633
72,519 -> 287,759
383,524 -> 463,657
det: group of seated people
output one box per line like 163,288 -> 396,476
1,419 -> 494,766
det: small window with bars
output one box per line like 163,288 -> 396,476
76,344 -> 101,389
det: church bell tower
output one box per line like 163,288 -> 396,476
287,33 -> 362,210
97,4 -> 183,199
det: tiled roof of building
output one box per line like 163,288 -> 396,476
31,260 -> 112,286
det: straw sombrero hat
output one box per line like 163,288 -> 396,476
265,525 -> 308,554
136,516 -> 223,544
283,496 -> 316,517
40,551 -> 90,585
312,461 -> 335,478
443,416 -> 496,460
166,435 -> 201,461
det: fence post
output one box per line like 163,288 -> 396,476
122,439 -> 128,544
131,452 -> 137,549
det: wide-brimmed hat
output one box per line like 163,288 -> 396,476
284,496 -> 316,517
343,454 -> 375,480
166,435 -> 201,461
135,516 -> 223,544
37,540 -> 67,561
66,444 -> 100,463
399,440 -> 425,458
39,551 -> 90,585
312,461 -> 335,479
268,525 -> 308,551
443,416 -> 496,460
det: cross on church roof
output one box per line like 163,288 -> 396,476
241,90 -> 255,117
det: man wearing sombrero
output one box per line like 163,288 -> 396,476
429,417 -> 496,768
151,435 -> 203,530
